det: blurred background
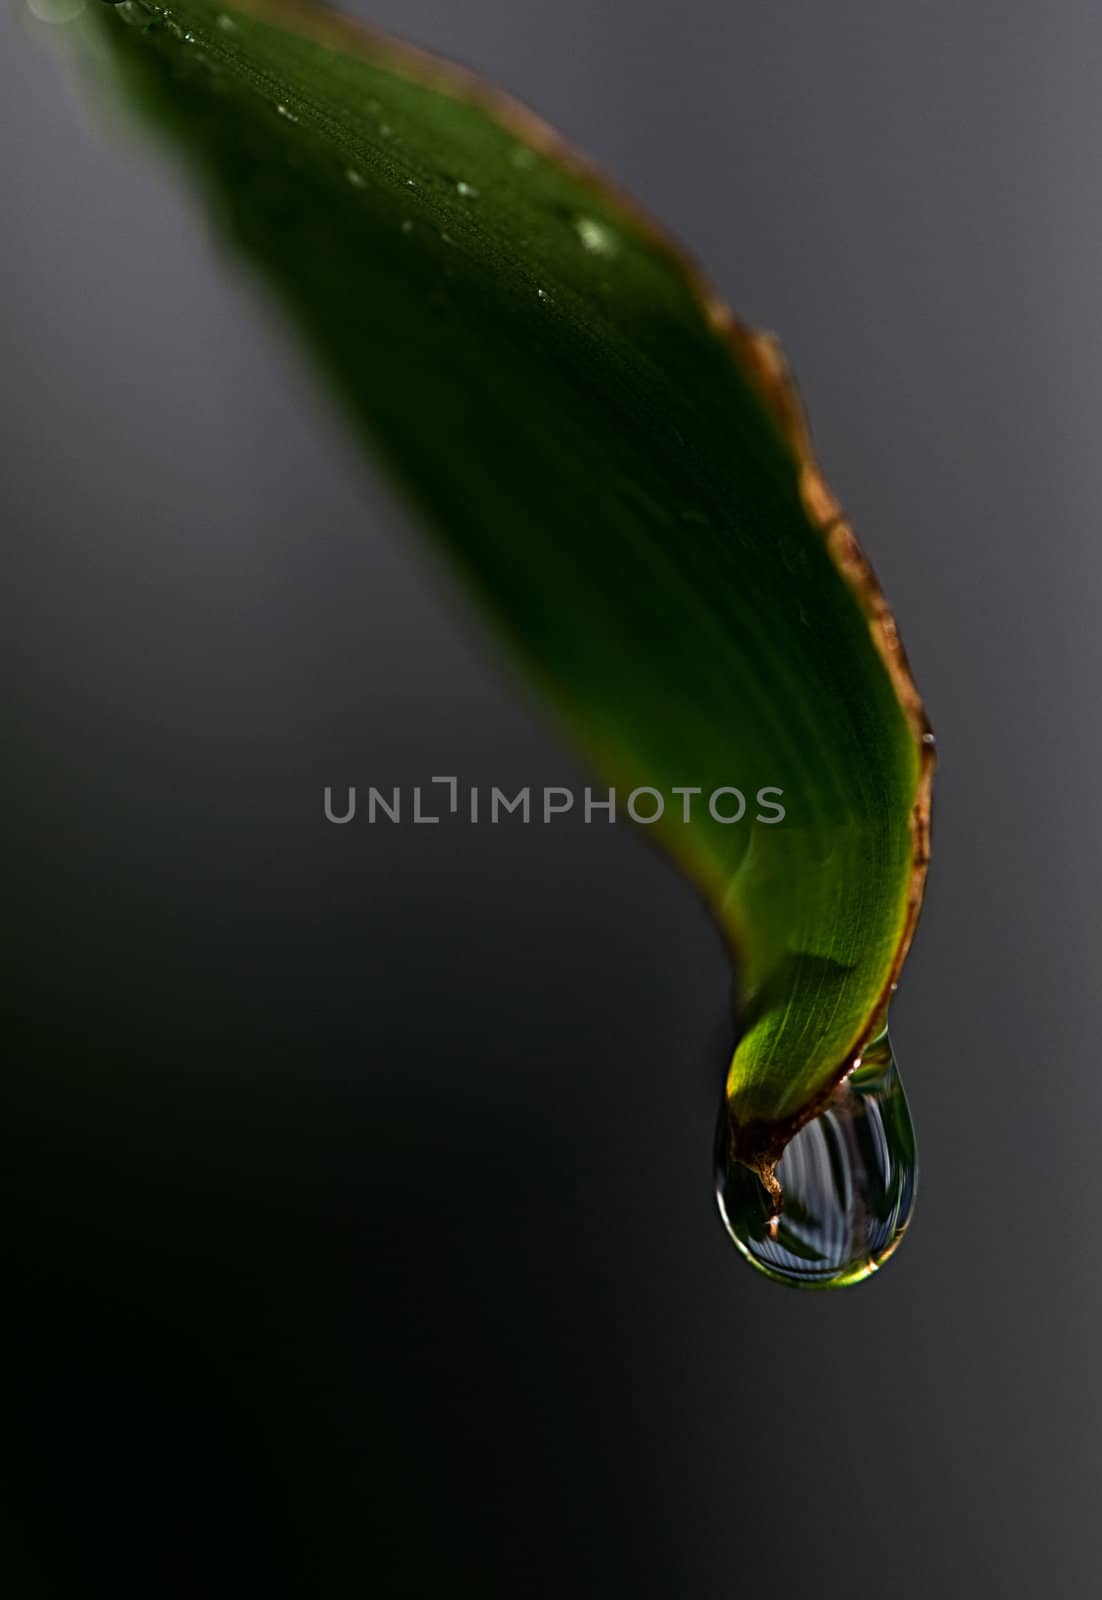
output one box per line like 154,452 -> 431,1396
4,1 -> 1097,1592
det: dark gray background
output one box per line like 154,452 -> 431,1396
4,1 -> 1096,1593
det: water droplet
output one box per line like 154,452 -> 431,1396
113,0 -> 150,22
439,230 -> 454,246
510,144 -> 537,170
922,731 -> 936,746
215,12 -> 237,31
405,178 -> 416,187
400,220 -> 414,234
275,103 -> 298,122
456,181 -> 480,199
345,167 -> 366,189
573,214 -> 618,256
715,1032 -> 917,1288
378,123 -> 393,140
537,287 -> 552,303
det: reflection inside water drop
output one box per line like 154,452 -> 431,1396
715,1032 -> 916,1288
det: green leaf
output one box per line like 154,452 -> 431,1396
63,0 -> 933,1172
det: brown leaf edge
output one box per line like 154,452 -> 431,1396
143,0 -> 937,1169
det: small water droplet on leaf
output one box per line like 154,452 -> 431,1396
573,215 -> 618,256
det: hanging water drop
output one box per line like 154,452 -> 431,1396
345,167 -> 367,189
456,181 -> 480,199
715,1031 -> 917,1288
